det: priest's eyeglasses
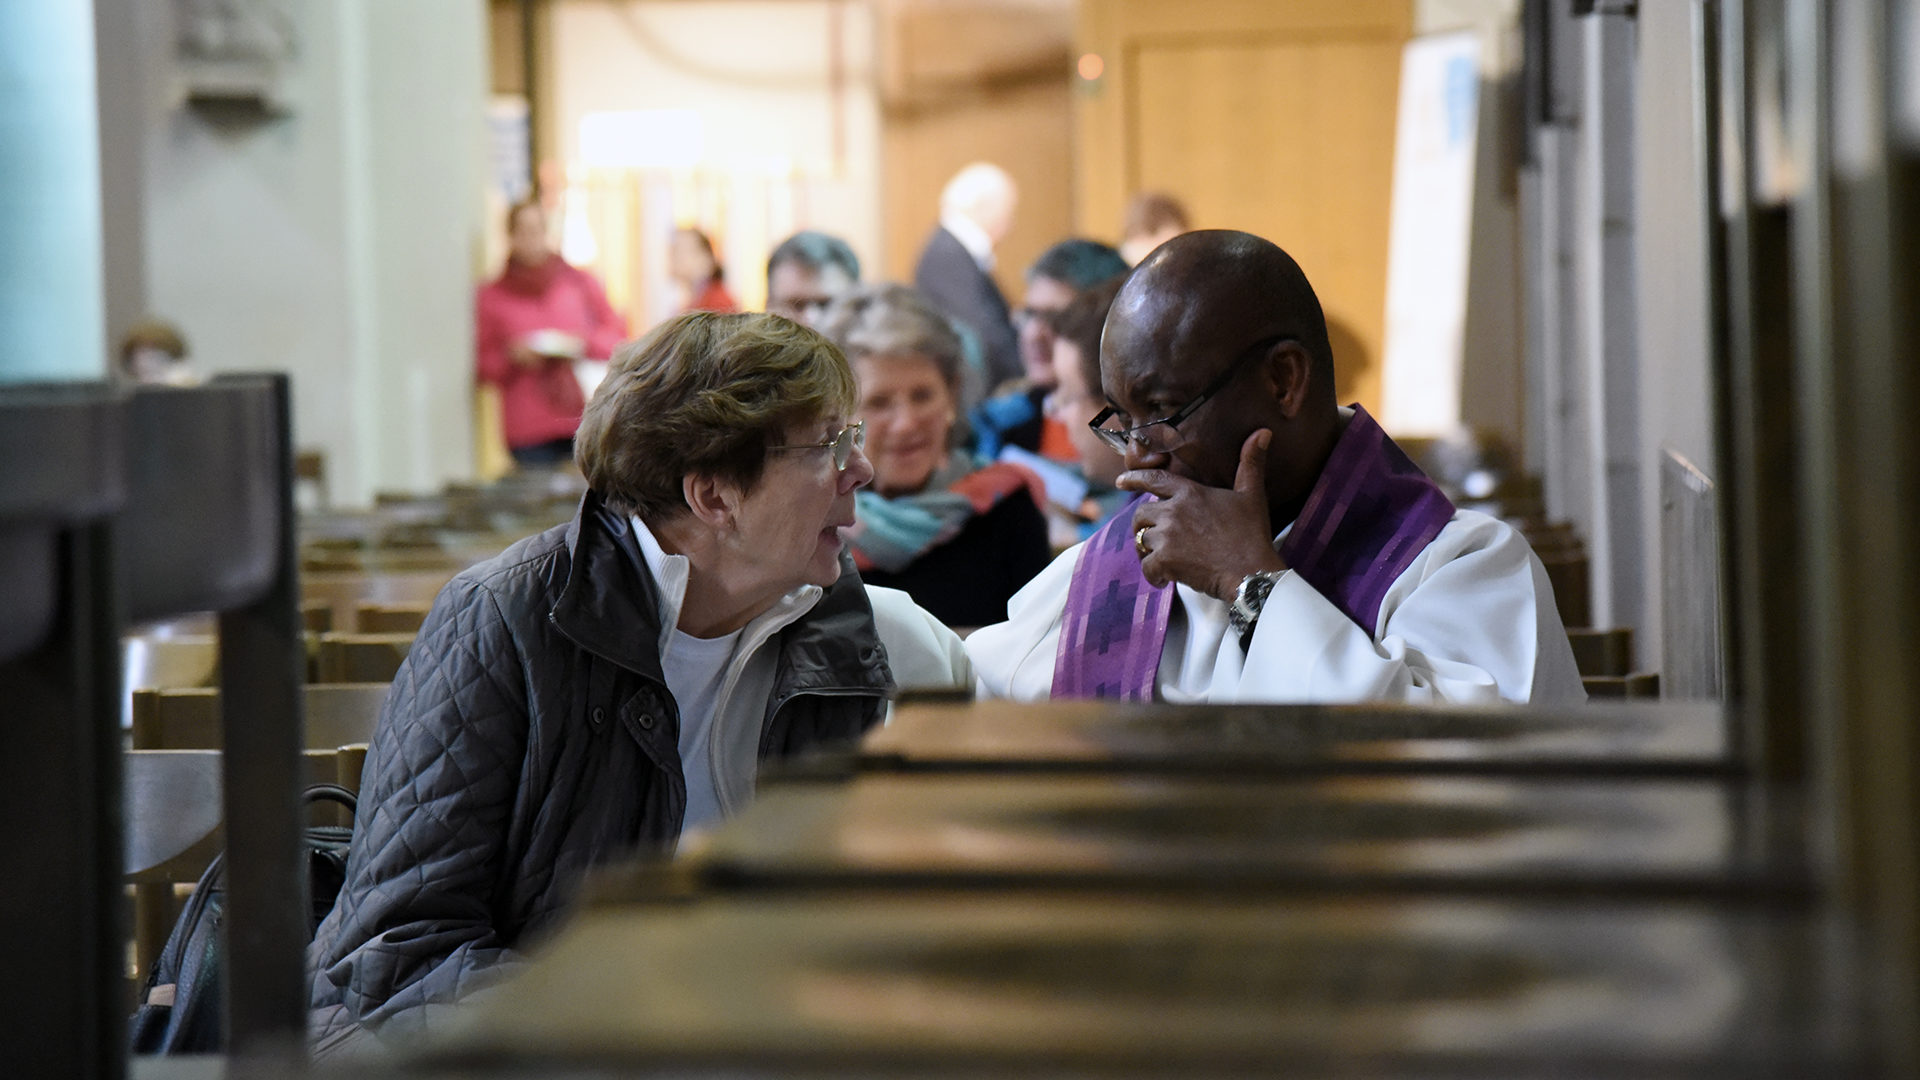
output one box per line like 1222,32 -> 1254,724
1088,336 -> 1286,456
769,421 -> 866,472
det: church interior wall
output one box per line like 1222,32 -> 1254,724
1632,0 -> 1718,669
131,0 -> 487,508
546,0 -> 884,324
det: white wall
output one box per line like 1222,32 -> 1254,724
133,0 -> 486,505
1415,0 -> 1527,451
1633,0 -> 1717,661
1511,0 -> 1714,664
346,0 -> 490,498
550,0 -> 882,321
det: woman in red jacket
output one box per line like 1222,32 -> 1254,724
670,226 -> 740,314
476,200 -> 629,468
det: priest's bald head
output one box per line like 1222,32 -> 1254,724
1099,230 -> 1342,522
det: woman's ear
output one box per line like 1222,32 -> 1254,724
682,473 -> 738,532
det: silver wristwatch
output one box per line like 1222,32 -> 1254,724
1228,570 -> 1283,648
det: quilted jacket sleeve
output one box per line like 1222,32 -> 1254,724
313,575 -> 532,1037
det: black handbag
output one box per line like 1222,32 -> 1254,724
129,783 -> 357,1055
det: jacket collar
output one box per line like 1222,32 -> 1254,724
551,491 -> 667,683
549,491 -> 893,696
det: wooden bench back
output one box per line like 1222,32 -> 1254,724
123,635 -> 219,691
301,569 -> 455,633
1583,673 -> 1661,699
1567,627 -> 1634,678
131,683 -> 391,751
314,632 -> 415,685
355,602 -> 431,634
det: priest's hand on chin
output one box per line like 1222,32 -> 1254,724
1119,429 -> 1288,601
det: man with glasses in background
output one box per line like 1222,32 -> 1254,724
765,230 -> 861,327
966,230 -> 1584,705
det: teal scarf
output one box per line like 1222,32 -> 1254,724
849,452 -> 1041,573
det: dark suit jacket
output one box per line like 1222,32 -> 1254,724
913,225 -> 1021,390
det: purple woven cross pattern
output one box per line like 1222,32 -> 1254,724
1278,406 -> 1456,633
1051,495 -> 1171,701
1049,409 -> 1449,700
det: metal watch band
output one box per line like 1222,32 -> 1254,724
1229,570 -> 1282,648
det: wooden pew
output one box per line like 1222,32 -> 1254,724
124,747 -> 356,990
336,743 -> 369,793
434,873 -> 1834,1074
1539,549 -> 1592,629
421,696 -> 1832,1075
314,632 -> 414,684
825,699 -> 1729,778
301,599 -> 334,633
131,682 -> 391,752
122,634 -> 219,692
662,770 -> 1798,898
1506,519 -> 1594,628
124,749 -> 223,997
301,568 -> 454,633
1584,673 -> 1662,699
1567,627 -> 1634,678
355,601 -> 430,634
301,548 -> 465,575
1520,519 -> 1581,555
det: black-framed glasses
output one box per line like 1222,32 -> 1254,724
769,421 -> 865,472
1088,336 -> 1288,456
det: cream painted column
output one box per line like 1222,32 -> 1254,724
1577,7 -> 1643,632
338,0 -> 486,503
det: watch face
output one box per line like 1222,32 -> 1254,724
1231,572 -> 1279,642
1249,574 -> 1276,605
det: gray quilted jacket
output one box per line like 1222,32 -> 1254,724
306,492 -> 893,1046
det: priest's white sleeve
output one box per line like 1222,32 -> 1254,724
967,512 -> 1585,706
1224,511 -> 1585,705
866,585 -> 974,692
964,543 -> 1082,701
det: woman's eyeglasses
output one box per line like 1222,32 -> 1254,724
770,421 -> 866,472
1087,336 -> 1287,456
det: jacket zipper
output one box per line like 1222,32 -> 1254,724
758,684 -> 888,758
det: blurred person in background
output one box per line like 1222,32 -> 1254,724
971,238 -> 1130,461
1118,191 -> 1192,266
476,199 -> 628,468
765,230 -> 861,327
820,285 -> 1052,629
1042,276 -> 1130,541
117,317 -> 196,386
913,162 -> 1021,390
311,312 -> 970,1054
671,226 -> 740,313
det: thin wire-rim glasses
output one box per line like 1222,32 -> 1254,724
769,421 -> 866,472
1088,336 -> 1288,456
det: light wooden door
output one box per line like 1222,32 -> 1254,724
1077,0 -> 1412,412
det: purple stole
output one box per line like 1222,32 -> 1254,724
1049,495 -> 1172,701
1051,406 -> 1455,701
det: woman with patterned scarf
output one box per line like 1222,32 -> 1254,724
818,284 -> 1052,629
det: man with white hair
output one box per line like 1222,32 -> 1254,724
913,162 -> 1022,389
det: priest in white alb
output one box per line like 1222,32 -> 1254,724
965,230 -> 1585,705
